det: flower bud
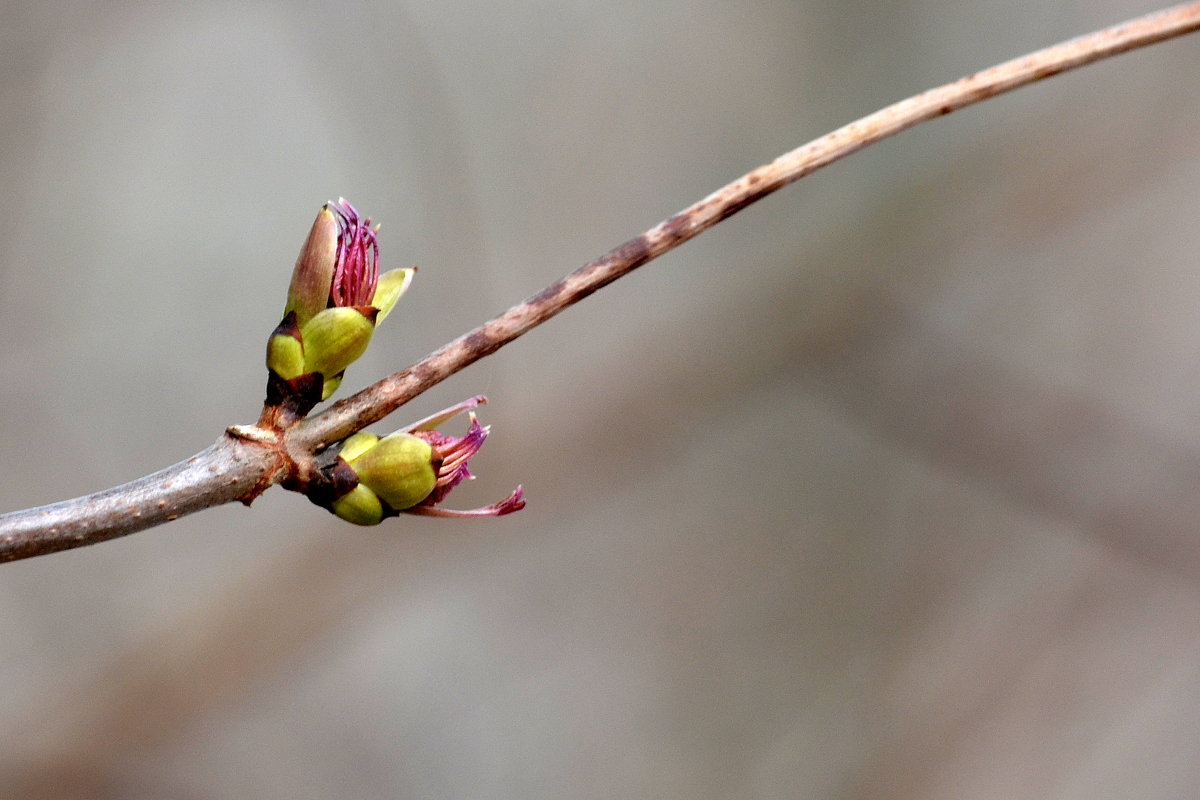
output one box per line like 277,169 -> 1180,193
298,305 -> 378,386
284,207 -> 339,327
338,431 -> 380,462
319,374 -> 343,402
315,396 -> 524,523
345,432 -> 439,511
331,484 -> 384,526
264,199 -> 418,419
265,314 -> 305,381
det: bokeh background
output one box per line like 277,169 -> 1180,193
2,1 -> 1199,797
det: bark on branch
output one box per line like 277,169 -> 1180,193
2,1 -> 1198,562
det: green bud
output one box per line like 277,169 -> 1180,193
320,374 -> 343,402
265,201 -> 413,421
266,330 -> 305,380
346,432 -> 438,511
339,431 -> 380,462
331,484 -> 385,526
284,207 -> 339,327
371,268 -> 416,324
300,306 -> 378,380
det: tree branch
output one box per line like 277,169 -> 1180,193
293,0 -> 1200,449
0,437 -> 283,562
2,1 -> 1198,562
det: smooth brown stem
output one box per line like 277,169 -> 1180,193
294,1 -> 1200,450
2,1 -> 1198,562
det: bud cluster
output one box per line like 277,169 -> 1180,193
310,397 -> 525,525
263,200 -> 524,526
265,199 -> 415,420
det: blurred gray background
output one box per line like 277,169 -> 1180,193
1,1 -> 1199,797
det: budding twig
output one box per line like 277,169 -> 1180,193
1,1 -> 1198,562
292,0 -> 1200,449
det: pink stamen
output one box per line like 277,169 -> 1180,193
328,199 -> 380,307
405,486 -> 526,518
395,398 -> 524,518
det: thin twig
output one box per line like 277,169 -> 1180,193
2,2 -> 1198,562
294,1 -> 1200,449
